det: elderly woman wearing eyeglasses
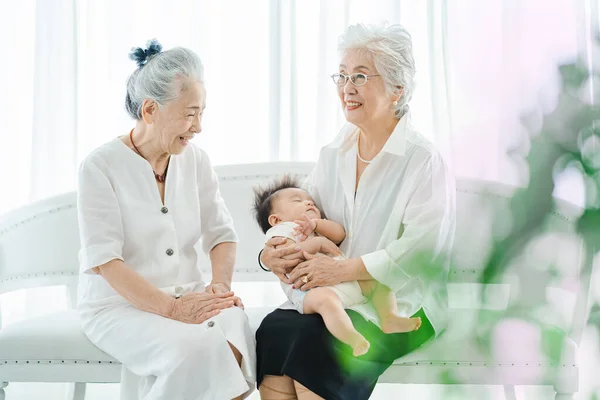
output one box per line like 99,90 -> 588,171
254,24 -> 456,400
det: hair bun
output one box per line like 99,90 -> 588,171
129,39 -> 163,68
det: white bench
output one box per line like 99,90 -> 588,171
0,162 -> 590,399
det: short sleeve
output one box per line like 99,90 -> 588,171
196,149 -> 238,254
77,158 -> 125,275
265,222 -> 300,243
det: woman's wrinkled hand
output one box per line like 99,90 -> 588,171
205,282 -> 244,309
262,237 -> 304,283
205,281 -> 230,294
288,251 -> 346,291
168,291 -> 240,324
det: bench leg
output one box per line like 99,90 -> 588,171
503,385 -> 517,400
0,382 -> 7,400
66,382 -> 86,400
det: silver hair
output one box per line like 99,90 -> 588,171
125,44 -> 204,120
338,23 -> 416,118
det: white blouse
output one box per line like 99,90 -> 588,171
76,138 -> 238,309
305,112 -> 456,336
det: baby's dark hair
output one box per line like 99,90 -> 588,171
252,175 -> 303,234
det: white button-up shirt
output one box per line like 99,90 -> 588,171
305,112 -> 456,336
76,138 -> 238,309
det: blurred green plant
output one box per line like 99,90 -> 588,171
473,46 -> 600,398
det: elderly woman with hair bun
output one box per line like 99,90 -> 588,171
256,24 -> 456,399
76,39 -> 256,400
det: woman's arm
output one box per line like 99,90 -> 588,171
357,154 -> 455,292
206,241 -> 235,292
94,257 -> 237,323
94,260 -> 177,317
205,242 -> 243,308
195,149 -> 241,294
289,153 -> 455,291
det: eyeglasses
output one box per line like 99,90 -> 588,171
330,72 -> 380,87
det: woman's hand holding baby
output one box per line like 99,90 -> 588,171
262,237 -> 303,283
289,252 -> 346,291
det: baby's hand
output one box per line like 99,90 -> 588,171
293,214 -> 318,241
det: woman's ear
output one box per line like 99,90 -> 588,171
268,214 -> 281,227
141,99 -> 158,124
394,86 -> 404,102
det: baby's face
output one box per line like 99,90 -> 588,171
270,188 -> 321,224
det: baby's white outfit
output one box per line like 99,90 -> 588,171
265,221 -> 366,313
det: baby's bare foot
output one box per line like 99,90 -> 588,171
352,338 -> 370,357
381,316 -> 422,334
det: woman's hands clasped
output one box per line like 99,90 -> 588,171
168,290 -> 242,324
205,281 -> 244,309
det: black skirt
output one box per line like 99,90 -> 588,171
256,308 -> 435,400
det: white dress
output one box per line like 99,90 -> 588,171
76,138 -> 256,400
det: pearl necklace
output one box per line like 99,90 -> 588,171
356,133 -> 374,164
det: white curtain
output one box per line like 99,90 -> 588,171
1,0 -> 591,210
0,0 -> 593,333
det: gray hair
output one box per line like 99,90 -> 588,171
338,23 -> 415,118
125,44 -> 204,120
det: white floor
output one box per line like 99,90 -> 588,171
3,382 -> 559,400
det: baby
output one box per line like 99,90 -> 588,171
253,176 -> 421,356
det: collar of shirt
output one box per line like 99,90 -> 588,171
326,110 -> 410,157
325,111 -> 410,212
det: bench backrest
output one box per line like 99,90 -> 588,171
0,162 -> 590,342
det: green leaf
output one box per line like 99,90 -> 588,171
559,63 -> 589,89
576,209 -> 600,246
541,328 -> 566,365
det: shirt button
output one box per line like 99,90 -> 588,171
161,206 -> 169,214
166,248 -> 174,256
207,321 -> 215,327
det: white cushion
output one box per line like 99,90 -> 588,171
0,310 -> 117,363
0,307 -> 277,364
0,306 -> 575,367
